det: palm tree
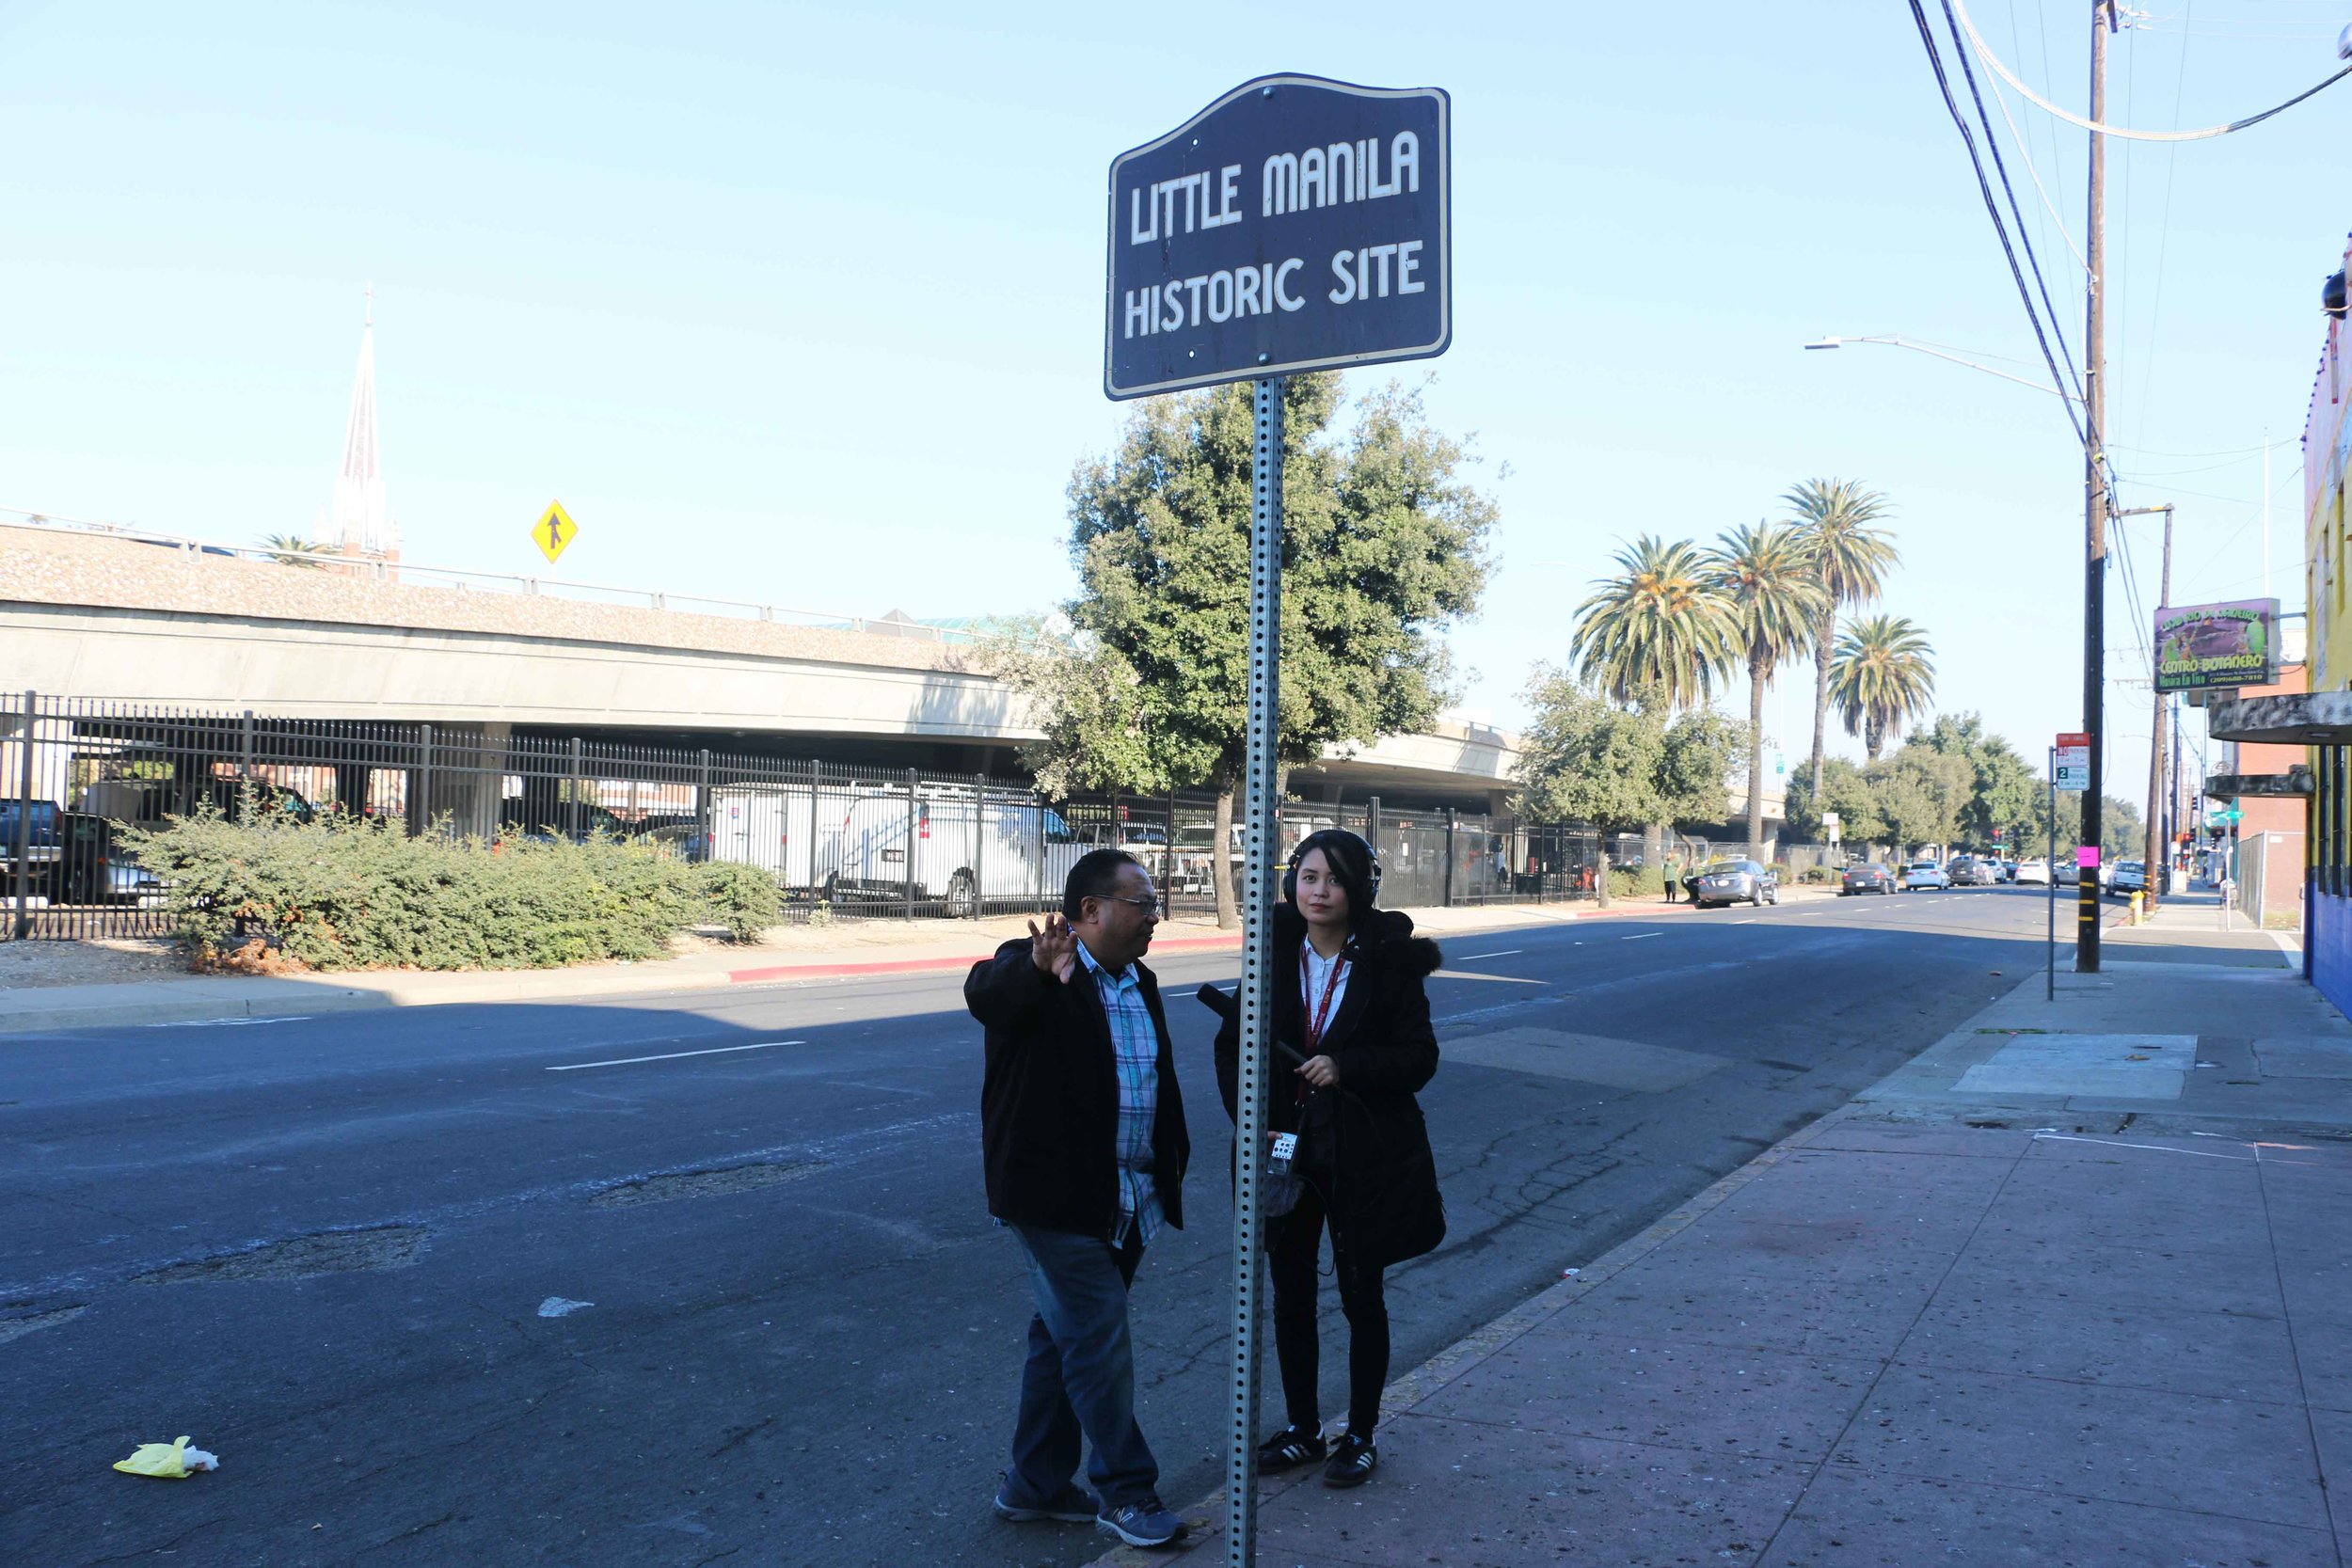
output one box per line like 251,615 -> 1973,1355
261,533 -> 330,567
1568,535 -> 1737,710
1783,479 -> 1897,799
1709,522 -> 1825,858
1830,614 -> 1936,763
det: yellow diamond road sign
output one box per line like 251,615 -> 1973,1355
532,500 -> 577,565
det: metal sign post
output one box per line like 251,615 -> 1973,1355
1104,74 -> 1451,1567
2046,748 -> 2057,1002
1225,375 -> 1283,1563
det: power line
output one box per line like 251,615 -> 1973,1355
1949,0 -> 2352,139
1908,0 -> 2106,491
1941,0 -> 2090,401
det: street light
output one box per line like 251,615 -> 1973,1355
1802,336 -> 2079,401
1805,328 -> 2106,973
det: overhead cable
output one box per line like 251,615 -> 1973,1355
1907,0 -> 2115,507
1948,0 -> 2352,140
1940,0 -> 2089,401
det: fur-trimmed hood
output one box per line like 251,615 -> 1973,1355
1274,901 -> 1442,979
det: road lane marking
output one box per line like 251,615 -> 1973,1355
548,1040 -> 805,1072
1621,932 -> 1661,941
1458,948 -> 1523,960
1733,918 -> 1758,925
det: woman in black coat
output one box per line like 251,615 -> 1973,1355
1209,829 -> 1444,1489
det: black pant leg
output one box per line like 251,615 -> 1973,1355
1267,1186 -> 1327,1433
1330,1239 -> 1391,1438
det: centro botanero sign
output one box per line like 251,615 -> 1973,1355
1104,74 -> 1451,399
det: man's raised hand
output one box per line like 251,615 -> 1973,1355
1028,913 -> 1078,983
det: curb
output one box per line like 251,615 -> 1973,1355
1088,1101 -> 1851,1566
0,987 -> 391,1036
0,890 -> 1843,1035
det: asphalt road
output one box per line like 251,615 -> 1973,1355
2,886 -> 2061,1567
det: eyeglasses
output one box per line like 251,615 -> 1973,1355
1097,894 -> 1161,911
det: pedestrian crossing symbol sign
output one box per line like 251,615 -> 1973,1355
532,500 -> 577,565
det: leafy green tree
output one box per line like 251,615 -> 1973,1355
1920,713 -> 2038,849
1514,669 -> 1744,909
1869,746 -> 1974,856
1710,521 -> 1824,858
1786,757 -> 1887,849
1830,613 -> 1936,762
1784,479 -> 1898,796
1569,535 -> 1737,710
972,616 -> 1169,797
1063,374 -> 1497,926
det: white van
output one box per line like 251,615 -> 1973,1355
706,784 -> 818,887
818,784 -> 1090,915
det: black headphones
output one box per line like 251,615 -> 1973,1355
1282,828 -> 1382,909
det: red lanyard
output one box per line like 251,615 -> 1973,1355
1301,947 -> 1350,1053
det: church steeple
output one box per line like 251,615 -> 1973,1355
329,285 -> 396,558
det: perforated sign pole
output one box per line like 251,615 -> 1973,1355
1102,78 -> 1450,1565
1226,375 -> 1284,1566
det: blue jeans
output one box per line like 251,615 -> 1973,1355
1005,1223 -> 1157,1511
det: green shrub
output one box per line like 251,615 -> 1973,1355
121,809 -> 763,971
697,860 -> 786,942
1800,864 -> 1836,884
1608,863 -> 1663,898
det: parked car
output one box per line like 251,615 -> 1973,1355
44,812 -> 166,905
2111,859 -> 2147,895
1902,860 -> 1952,892
0,800 -> 64,882
1947,857 -> 1997,887
1840,862 -> 1896,895
2013,857 -> 2052,885
77,776 -> 315,826
1684,858 -> 1778,909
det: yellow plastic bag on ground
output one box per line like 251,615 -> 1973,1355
113,1436 -> 218,1479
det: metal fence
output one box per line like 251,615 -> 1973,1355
3,692 -> 1662,942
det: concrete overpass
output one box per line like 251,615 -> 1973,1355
2,519 -> 1529,811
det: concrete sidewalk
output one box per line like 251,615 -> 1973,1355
1115,894 -> 2352,1566
0,888 -> 1825,1034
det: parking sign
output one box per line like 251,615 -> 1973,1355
2055,733 -> 2090,793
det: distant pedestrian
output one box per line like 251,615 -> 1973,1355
1662,852 -> 1680,903
1208,829 -> 1444,1490
963,849 -> 1191,1550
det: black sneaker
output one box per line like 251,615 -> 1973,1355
993,1475 -> 1098,1523
1255,1424 -> 1328,1472
1322,1432 -> 1377,1488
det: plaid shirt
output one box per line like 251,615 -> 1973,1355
1076,939 -> 1163,1247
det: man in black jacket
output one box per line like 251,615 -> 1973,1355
964,848 -> 1190,1550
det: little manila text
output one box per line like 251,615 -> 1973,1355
1104,75 -> 1450,399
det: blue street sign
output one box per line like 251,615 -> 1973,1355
1104,74 -> 1451,400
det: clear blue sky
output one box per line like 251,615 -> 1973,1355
5,0 -> 2347,803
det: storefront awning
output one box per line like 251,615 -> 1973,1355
2204,690 -> 2352,745
2201,770 -> 2312,800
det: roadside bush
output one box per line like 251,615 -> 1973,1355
1801,865 -> 1836,885
123,808 -> 772,971
1608,864 -> 1664,898
697,860 -> 787,942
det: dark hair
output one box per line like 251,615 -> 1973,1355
1063,847 -> 1144,920
1285,829 -> 1376,929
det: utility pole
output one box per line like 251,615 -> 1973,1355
2145,506 -> 2171,906
2079,0 -> 2115,970
2115,503 -> 2175,908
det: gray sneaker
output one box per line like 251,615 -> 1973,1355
1096,1495 -> 1186,1548
993,1476 -> 1099,1524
